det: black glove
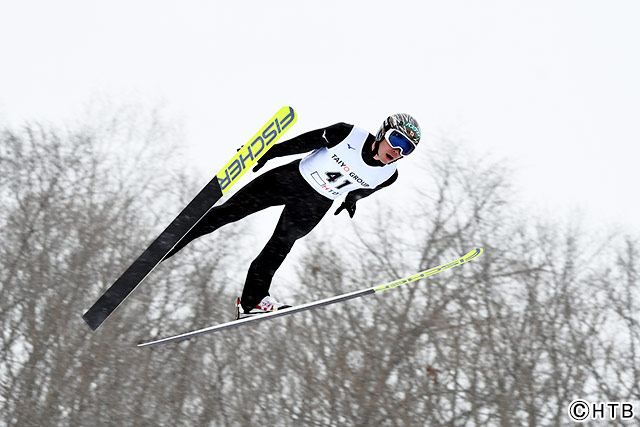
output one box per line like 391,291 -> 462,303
253,158 -> 268,172
334,199 -> 357,218
236,146 -> 269,173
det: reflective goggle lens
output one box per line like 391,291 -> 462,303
386,129 -> 416,155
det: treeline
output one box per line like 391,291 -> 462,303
0,112 -> 637,426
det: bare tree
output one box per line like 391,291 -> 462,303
0,108 -> 243,426
1,114 -> 637,427
254,141 -> 640,427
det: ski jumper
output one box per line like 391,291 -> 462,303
165,123 -> 399,311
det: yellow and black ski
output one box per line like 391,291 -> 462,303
82,107 -> 297,331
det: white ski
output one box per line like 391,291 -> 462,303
138,247 -> 483,347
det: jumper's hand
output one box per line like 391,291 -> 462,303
235,145 -> 269,172
334,200 -> 356,218
253,158 -> 268,172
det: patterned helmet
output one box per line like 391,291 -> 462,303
375,114 -> 422,148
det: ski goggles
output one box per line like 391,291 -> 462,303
384,128 -> 417,156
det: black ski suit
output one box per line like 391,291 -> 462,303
165,122 -> 398,311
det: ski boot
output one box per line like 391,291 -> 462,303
234,296 -> 291,320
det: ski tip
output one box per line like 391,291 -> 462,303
461,247 -> 483,263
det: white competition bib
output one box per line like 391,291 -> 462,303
299,126 -> 397,200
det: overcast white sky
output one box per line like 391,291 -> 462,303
1,0 -> 639,234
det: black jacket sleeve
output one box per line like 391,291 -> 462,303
259,122 -> 353,162
345,170 -> 399,203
